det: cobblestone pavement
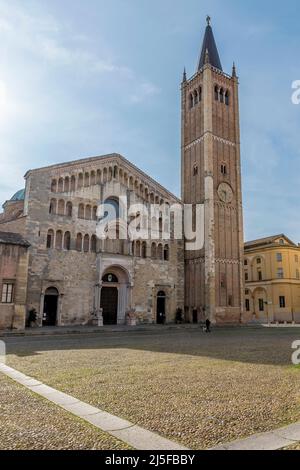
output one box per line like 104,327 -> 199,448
0,375 -> 131,450
3,327 -> 300,450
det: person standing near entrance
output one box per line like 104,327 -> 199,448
205,318 -> 211,333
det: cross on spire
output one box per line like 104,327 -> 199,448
206,15 -> 211,26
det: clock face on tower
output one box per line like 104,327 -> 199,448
217,183 -> 234,204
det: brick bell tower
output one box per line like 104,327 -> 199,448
182,17 -> 244,324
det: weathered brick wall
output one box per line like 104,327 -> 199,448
0,244 -> 29,330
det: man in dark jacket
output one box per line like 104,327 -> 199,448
205,318 -> 211,333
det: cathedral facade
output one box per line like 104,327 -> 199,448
0,19 -> 244,329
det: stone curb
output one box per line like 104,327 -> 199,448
211,423 -> 300,450
0,363 -> 188,451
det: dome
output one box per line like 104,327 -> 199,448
10,189 -> 25,202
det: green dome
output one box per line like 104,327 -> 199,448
10,189 -> 25,202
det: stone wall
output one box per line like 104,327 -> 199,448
0,243 -> 29,330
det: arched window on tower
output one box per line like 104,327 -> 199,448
219,88 -> 224,103
199,87 -> 202,102
194,90 -> 198,105
221,164 -> 227,175
189,93 -> 193,109
164,245 -> 169,261
214,85 -> 219,101
225,91 -> 229,106
151,243 -> 157,259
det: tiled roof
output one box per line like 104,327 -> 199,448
245,234 -> 296,249
0,231 -> 30,247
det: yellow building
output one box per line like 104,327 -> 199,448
244,234 -> 300,324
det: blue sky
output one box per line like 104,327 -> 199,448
0,0 -> 299,242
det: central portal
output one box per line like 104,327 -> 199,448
101,286 -> 118,325
100,269 -> 129,325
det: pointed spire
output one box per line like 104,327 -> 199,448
182,67 -> 187,82
232,62 -> 237,78
198,16 -> 222,72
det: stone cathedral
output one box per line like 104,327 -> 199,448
0,19 -> 244,330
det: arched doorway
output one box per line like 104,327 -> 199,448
101,273 -> 119,325
100,267 -> 130,325
157,291 -> 166,324
43,287 -> 59,326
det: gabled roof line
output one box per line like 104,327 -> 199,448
24,153 -> 182,204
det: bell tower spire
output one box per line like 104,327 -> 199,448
181,18 -> 244,325
198,16 -> 222,71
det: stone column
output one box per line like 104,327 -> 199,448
39,293 -> 44,327
96,282 -> 104,326
57,294 -> 64,326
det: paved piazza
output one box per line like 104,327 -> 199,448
1,326 -> 300,450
